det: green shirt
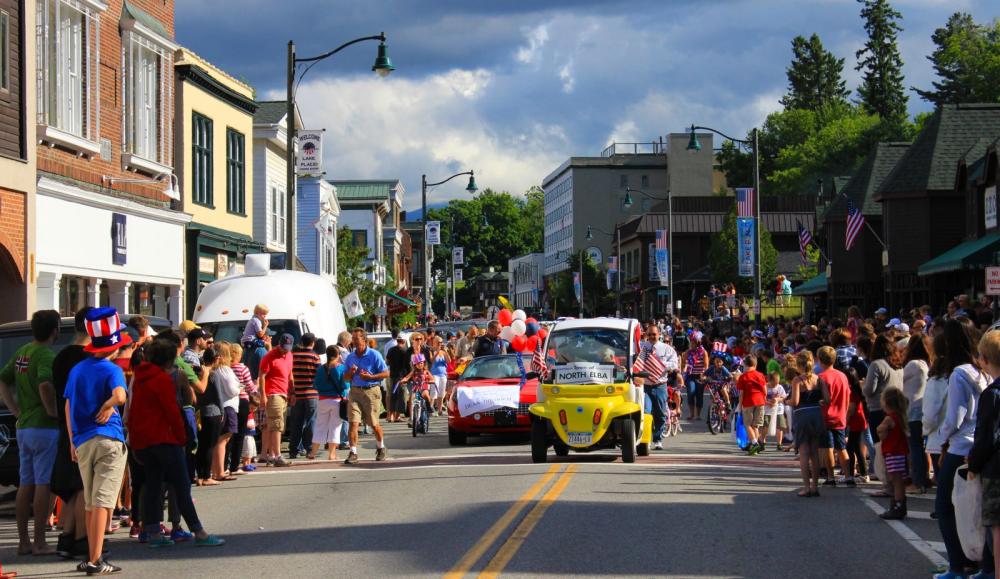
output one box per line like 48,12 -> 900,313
766,358 -> 783,382
175,356 -> 198,386
0,342 -> 57,429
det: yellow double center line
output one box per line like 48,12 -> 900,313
445,464 -> 578,578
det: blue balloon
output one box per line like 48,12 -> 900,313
525,321 -> 541,337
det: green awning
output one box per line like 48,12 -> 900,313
917,234 -> 1000,277
385,290 -> 416,307
794,272 -> 827,296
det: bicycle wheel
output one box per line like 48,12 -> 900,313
708,404 -> 722,435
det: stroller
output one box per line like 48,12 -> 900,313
665,370 -> 683,437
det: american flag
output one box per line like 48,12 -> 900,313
655,229 -> 667,251
531,342 -> 547,375
632,343 -> 666,382
735,188 -> 755,218
845,197 -> 865,251
797,220 -> 812,263
712,341 -> 728,354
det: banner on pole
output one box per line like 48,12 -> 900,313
655,229 -> 669,286
426,221 -> 441,245
455,268 -> 463,282
296,130 -> 323,175
573,272 -> 582,303
342,289 -> 365,319
452,247 -> 464,265
607,256 -> 617,290
737,217 -> 755,277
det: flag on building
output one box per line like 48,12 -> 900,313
736,188 -> 755,218
797,220 -> 813,264
845,198 -> 865,251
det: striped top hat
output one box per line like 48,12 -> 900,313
84,307 -> 133,353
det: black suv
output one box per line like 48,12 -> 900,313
0,314 -> 171,487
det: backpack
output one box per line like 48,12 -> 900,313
673,332 -> 690,353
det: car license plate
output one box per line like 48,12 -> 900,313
494,409 -> 517,426
568,432 -> 592,445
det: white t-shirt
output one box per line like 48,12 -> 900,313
767,384 -> 787,414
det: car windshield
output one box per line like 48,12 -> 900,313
198,319 -> 302,345
461,356 -> 523,380
547,327 -> 629,366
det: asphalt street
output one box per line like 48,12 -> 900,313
1,417 -> 949,578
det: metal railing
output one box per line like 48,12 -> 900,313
600,141 -> 666,157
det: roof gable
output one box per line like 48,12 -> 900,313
878,104 -> 1000,198
254,101 -> 288,125
826,142 -> 910,220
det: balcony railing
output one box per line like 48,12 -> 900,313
600,141 -> 666,157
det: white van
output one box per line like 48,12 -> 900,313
192,255 -> 347,347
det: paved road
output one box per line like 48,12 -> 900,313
1,417 -> 948,578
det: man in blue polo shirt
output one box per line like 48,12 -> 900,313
343,328 -> 389,464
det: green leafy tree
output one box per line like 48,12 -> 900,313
336,226 -> 380,324
547,253 -> 614,317
855,0 -> 909,134
797,244 -> 822,281
707,207 -> 778,295
915,13 -> 1000,106
781,34 -> 851,110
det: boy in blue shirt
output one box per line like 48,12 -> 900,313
64,307 -> 131,575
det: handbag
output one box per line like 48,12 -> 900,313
953,465 -> 986,561
339,397 -> 350,421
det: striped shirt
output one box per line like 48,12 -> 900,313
232,363 -> 255,400
291,347 -> 321,399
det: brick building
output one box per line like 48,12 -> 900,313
0,0 -> 36,322
33,0 -> 189,322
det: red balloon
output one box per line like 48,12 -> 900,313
498,309 -> 513,326
526,335 -> 539,351
525,317 -> 538,325
511,335 -> 527,352
538,328 -> 548,340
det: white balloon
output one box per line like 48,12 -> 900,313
511,319 -> 527,336
513,309 -> 527,321
500,326 -> 516,342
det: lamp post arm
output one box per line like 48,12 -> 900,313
293,34 -> 387,96
426,170 -> 474,188
690,125 -> 751,146
625,187 -> 669,201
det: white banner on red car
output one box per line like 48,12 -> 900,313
456,385 -> 520,417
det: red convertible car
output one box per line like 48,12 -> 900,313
447,355 -> 539,445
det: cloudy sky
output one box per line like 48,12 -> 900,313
176,0 -> 995,211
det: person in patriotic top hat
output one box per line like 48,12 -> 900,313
64,307 -> 132,575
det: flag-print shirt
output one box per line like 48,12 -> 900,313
685,347 -> 709,377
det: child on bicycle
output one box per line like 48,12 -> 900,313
704,354 -> 734,409
401,354 -> 434,412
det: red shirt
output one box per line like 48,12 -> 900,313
819,367 -> 850,430
260,348 -> 293,397
737,369 -> 767,408
848,392 -> 867,431
128,362 -> 186,450
881,411 -> 909,455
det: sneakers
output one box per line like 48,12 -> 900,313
344,452 -> 359,465
170,528 -> 193,542
652,441 -> 664,450
822,479 -> 837,487
747,443 -> 761,456
264,457 -> 274,467
970,570 -> 996,579
844,478 -> 857,487
857,475 -> 870,483
84,559 -> 122,575
337,443 -> 349,450
879,500 -> 907,520
272,457 -> 291,467
147,536 -> 174,548
776,444 -> 785,452
195,535 -> 226,547
242,464 -> 256,472
375,447 -> 388,461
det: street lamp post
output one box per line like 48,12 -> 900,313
421,171 -> 477,321
285,33 -> 394,270
625,187 -> 674,319
687,125 -> 761,325
586,224 -> 621,316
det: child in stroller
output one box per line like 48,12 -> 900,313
665,370 -> 683,437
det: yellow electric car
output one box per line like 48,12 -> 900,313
529,318 -> 653,463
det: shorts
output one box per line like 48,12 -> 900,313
763,412 -> 787,431
982,476 -> 1000,527
18,427 -> 59,486
741,405 -> 765,428
820,427 -> 847,450
77,436 -> 128,510
431,375 -> 448,399
266,395 -> 288,432
349,386 -> 381,427
223,406 -> 239,434
884,453 -> 907,474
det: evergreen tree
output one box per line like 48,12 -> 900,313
915,12 -> 1000,106
781,34 -> 850,110
855,0 -> 909,132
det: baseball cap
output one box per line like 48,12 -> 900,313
874,307 -> 888,316
751,330 -> 766,339
187,328 -> 209,342
179,320 -> 201,332
885,317 -> 901,328
279,333 -> 294,350
895,322 -> 910,333
122,326 -> 141,344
